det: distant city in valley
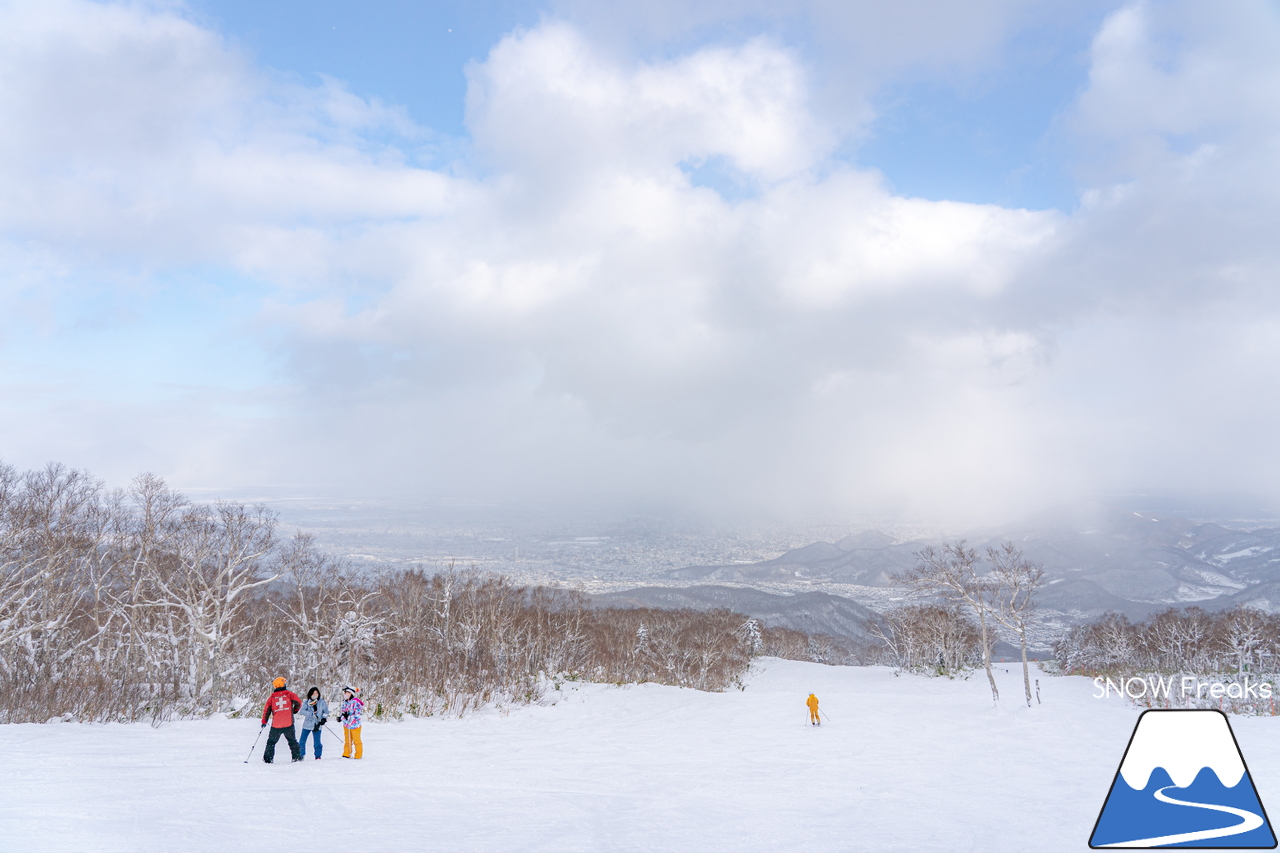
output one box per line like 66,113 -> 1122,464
229,494 -> 1280,652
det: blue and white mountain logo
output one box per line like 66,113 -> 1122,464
1090,709 -> 1276,848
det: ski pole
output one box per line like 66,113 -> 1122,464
244,724 -> 266,764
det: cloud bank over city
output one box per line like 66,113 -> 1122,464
1,0 -> 1279,522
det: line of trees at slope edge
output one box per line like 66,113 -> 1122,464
0,462 -> 858,724
871,541 -> 1044,707
1055,607 -> 1280,678
1053,607 -> 1280,715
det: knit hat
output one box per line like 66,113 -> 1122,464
273,677 -> 286,689
342,685 -> 357,695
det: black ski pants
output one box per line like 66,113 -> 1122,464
263,724 -> 301,763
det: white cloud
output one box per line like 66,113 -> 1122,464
0,0 -> 453,269
1050,0 -> 1280,320
549,0 -> 1063,135
2,1 -> 1280,523
467,24 -> 827,182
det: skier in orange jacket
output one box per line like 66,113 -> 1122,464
807,692 -> 820,725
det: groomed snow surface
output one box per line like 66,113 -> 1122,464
5,660 -> 1280,852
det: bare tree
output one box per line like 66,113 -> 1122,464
871,604 -> 981,675
334,603 -> 383,687
1174,608 -> 1213,672
1217,607 -> 1275,675
0,466 -> 48,656
986,541 -> 1045,706
0,465 -> 110,679
736,619 -> 762,657
898,541 -> 1000,703
139,502 -> 279,711
1143,607 -> 1213,672
275,533 -> 357,689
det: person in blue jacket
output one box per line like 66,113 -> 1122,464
298,687 -> 330,759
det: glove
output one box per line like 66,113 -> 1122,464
261,722 -> 267,728
318,718 -> 327,727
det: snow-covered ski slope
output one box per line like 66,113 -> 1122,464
5,660 -> 1280,852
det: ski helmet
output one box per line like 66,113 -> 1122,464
342,685 -> 357,695
273,677 -> 286,688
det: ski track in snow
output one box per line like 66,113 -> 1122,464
3,661 -> 1280,852
1100,785 -> 1264,847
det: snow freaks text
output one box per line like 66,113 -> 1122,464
1093,676 -> 1275,701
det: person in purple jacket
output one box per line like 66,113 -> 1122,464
337,686 -> 365,759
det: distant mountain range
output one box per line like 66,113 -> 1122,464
592,506 -> 1280,649
664,505 -> 1280,621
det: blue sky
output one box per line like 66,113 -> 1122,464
2,0 -> 1280,522
191,0 -> 543,138
192,0 -> 1105,210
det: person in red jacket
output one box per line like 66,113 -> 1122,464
260,676 -> 302,763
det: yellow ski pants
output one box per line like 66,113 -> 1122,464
343,726 -> 363,759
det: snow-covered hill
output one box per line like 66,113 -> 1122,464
667,505 -> 1280,622
4,661 -> 1280,852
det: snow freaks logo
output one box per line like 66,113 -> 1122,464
1093,676 -> 1274,702
1090,709 -> 1277,848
